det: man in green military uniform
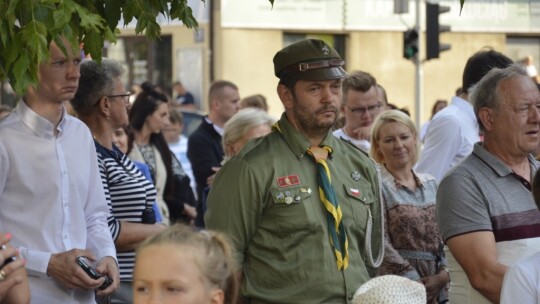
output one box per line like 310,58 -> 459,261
205,39 -> 384,304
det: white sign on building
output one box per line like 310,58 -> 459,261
222,0 -> 540,33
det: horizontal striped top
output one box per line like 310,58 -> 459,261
95,142 -> 157,281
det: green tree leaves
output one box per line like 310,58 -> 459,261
0,0 -> 200,95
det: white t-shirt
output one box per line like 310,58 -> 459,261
332,128 -> 370,153
501,251 -> 540,304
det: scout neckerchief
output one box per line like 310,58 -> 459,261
273,123 -> 349,270
306,146 -> 349,270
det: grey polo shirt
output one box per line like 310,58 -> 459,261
436,143 -> 540,243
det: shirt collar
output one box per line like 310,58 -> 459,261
15,100 -> 67,139
204,116 -> 224,136
450,95 -> 477,123
380,165 -> 424,190
274,112 -> 337,159
472,142 -> 538,179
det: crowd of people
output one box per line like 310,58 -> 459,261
1,35 -> 540,304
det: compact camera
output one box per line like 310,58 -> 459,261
76,256 -> 113,290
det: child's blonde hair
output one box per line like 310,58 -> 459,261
136,224 -> 239,304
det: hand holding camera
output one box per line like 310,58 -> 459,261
47,249 -> 113,291
76,256 -> 113,290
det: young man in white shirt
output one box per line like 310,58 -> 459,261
333,71 -> 384,152
0,38 -> 119,303
416,49 -> 513,181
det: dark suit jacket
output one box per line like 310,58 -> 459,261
187,117 -> 224,200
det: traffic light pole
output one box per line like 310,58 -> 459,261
414,0 -> 423,130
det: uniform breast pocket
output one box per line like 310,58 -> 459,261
268,185 -> 320,235
343,184 -> 374,229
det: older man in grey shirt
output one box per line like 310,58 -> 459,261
436,64 -> 540,303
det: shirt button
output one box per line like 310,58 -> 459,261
348,294 -> 354,301
63,235 -> 68,239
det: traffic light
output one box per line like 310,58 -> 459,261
426,2 -> 451,60
403,29 -> 418,60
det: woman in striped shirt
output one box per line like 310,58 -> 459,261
71,58 -> 166,303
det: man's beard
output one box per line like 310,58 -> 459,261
292,103 -> 337,137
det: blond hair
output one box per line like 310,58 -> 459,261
370,110 -> 421,165
136,224 -> 239,304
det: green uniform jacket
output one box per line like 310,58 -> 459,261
205,113 -> 384,304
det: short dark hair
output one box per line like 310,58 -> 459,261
342,71 -> 377,104
462,48 -> 513,94
208,80 -> 238,108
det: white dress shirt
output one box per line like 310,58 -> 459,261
415,96 -> 480,181
0,101 -> 116,303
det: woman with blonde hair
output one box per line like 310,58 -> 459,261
370,110 -> 449,303
133,224 -> 239,304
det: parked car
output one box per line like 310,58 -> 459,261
178,108 -> 205,137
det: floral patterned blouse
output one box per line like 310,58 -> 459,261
377,165 -> 448,303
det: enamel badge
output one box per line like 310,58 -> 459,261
277,175 -> 301,187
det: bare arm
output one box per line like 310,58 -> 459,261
114,222 -> 166,252
447,231 -> 507,303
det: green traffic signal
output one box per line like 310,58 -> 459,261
403,29 -> 418,60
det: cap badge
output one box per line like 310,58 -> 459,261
322,45 -> 330,55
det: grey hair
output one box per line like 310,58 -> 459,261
222,108 -> 275,157
71,58 -> 125,116
470,63 -> 528,132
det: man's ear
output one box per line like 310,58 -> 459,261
210,98 -> 221,110
478,107 -> 495,132
98,96 -> 111,118
277,84 -> 294,110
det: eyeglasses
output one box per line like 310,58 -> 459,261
107,92 -> 131,104
346,103 -> 382,116
502,102 -> 540,117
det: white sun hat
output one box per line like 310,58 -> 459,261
352,275 -> 426,304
